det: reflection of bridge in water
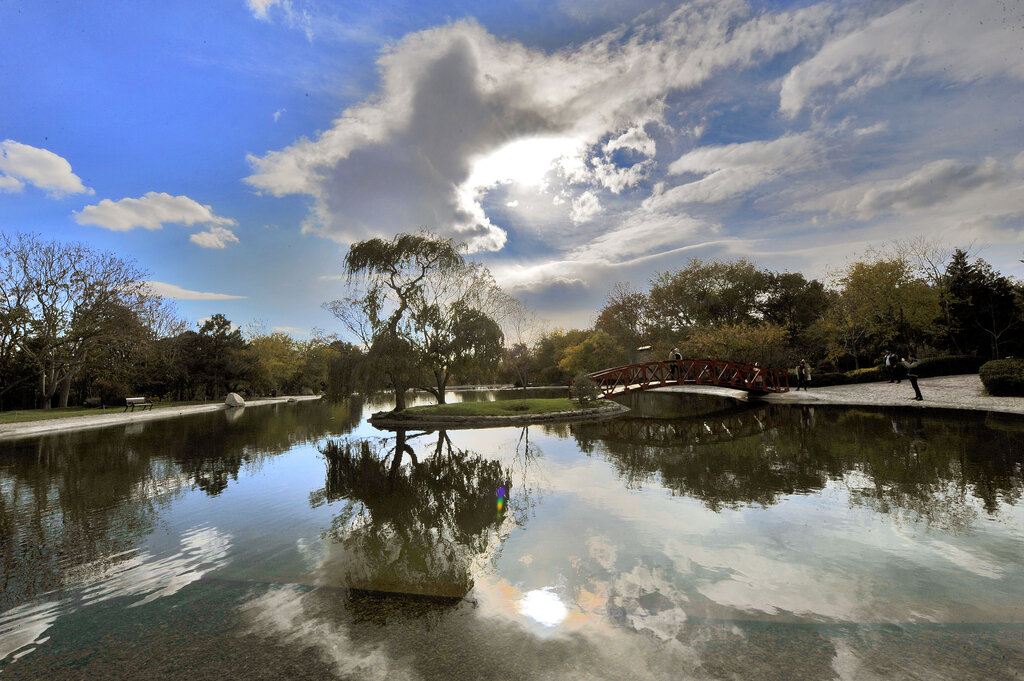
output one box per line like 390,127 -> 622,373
588,359 -> 789,397
593,406 -> 783,447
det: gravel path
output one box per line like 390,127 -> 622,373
0,395 -> 322,441
754,373 -> 1024,415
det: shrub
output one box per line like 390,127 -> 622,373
809,367 -> 882,387
847,366 -> 885,382
93,378 -> 129,407
807,355 -> 983,389
570,371 -> 602,406
913,355 -> 984,378
807,371 -> 850,387
980,359 -> 1024,396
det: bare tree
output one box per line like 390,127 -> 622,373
1,233 -> 152,408
498,296 -> 543,390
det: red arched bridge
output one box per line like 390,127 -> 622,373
587,359 -> 789,397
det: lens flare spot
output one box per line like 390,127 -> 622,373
518,588 -> 568,627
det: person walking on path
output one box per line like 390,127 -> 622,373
902,355 -> 923,401
669,347 -> 682,380
796,359 -> 811,391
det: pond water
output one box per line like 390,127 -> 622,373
1,391 -> 1022,680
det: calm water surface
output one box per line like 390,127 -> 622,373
1,391 -> 1022,680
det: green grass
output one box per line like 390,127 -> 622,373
0,400 -> 208,425
404,397 -> 593,417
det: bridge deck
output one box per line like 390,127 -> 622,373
588,359 -> 789,397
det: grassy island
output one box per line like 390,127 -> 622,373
403,397 -> 583,417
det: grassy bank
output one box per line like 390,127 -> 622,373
0,400 -> 207,425
403,397 -> 586,417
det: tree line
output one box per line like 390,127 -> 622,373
523,241 -> 1023,387
2,230 -> 1021,412
0,232 -> 361,410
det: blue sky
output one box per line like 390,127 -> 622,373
2,0 -> 1023,337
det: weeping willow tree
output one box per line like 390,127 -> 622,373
324,233 -> 507,410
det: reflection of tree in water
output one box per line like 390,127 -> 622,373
0,398 -> 360,611
309,429 -> 520,605
173,397 -> 365,495
573,406 -> 1024,529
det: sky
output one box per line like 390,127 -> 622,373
2,0 -> 1023,337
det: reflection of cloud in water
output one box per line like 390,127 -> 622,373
0,525 -> 231,666
516,458 -> 1020,625
891,525 -> 1004,580
242,585 -> 408,681
242,581 -> 701,680
0,600 -> 62,663
84,525 -> 231,607
673,542 -> 867,621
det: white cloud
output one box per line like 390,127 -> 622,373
245,3 -> 834,252
506,199 -> 519,208
492,234 -> 741,294
272,325 -> 306,336
75,191 -> 236,232
646,133 -> 819,208
0,175 -> 23,192
568,210 -> 711,263
246,0 -> 313,40
800,157 -> 1021,221
570,191 -> 602,224
0,139 -> 91,196
780,0 -> 1024,116
604,125 -> 655,157
145,281 -> 247,300
190,225 -> 241,249
490,206 -> 725,294
273,108 -> 285,122
1013,151 -> 1024,173
853,122 -> 888,137
247,0 -> 281,20
591,157 -> 653,194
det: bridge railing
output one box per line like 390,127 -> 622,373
587,359 -> 789,396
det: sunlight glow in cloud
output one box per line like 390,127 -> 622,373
467,136 -> 583,190
245,3 -> 835,255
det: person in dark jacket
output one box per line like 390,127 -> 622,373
884,351 -> 896,382
902,355 -> 923,401
795,359 -> 811,391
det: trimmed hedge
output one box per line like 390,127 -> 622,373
807,369 -> 882,387
913,355 -> 985,378
980,359 -> 1024,396
805,355 -> 983,388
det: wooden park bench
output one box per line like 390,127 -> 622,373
124,397 -> 154,412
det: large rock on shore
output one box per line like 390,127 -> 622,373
225,392 -> 245,408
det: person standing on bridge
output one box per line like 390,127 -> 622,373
669,347 -> 682,379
